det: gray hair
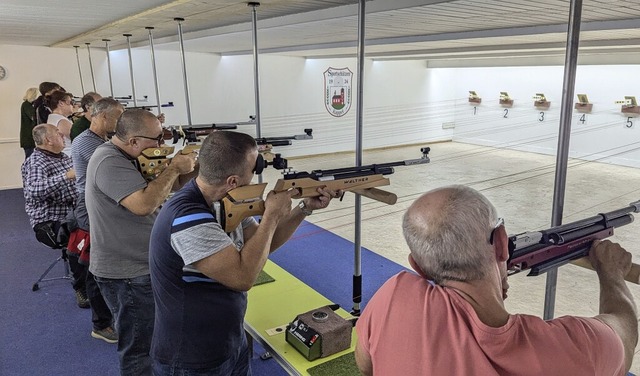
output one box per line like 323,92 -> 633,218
92,98 -> 123,117
114,109 -> 158,140
32,124 -> 52,146
402,185 -> 498,284
198,131 -> 257,184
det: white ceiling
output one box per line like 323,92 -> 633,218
3,0 -> 640,62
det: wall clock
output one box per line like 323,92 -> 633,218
0,66 -> 6,80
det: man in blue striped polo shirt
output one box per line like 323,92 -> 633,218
149,131 -> 339,375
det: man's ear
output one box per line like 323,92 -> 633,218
408,254 -> 430,279
225,175 -> 239,190
492,225 -> 509,262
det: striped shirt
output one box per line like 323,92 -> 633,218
71,129 -> 106,230
21,148 -> 77,228
71,129 -> 106,195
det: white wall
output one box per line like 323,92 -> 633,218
3,42 -> 640,189
439,65 -> 640,168
0,44 -> 105,190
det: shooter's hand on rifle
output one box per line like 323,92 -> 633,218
300,186 -> 344,212
263,189 -> 297,225
168,151 -> 197,175
589,240 -> 633,282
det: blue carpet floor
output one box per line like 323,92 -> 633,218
0,189 -> 407,376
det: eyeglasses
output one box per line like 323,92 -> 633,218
62,100 -> 75,105
134,133 -> 164,145
488,217 -> 504,245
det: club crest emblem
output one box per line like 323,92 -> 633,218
324,67 -> 353,117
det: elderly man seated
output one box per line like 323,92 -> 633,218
21,124 -> 88,308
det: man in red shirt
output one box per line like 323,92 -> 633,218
356,185 -> 637,375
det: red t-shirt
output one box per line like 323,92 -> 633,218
356,271 -> 625,376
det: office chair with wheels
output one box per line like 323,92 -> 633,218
31,220 -> 73,291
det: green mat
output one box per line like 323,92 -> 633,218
307,352 -> 359,376
253,270 -> 275,286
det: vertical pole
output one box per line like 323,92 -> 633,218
175,17 -> 193,126
248,2 -> 263,182
85,43 -> 97,92
146,27 -> 163,116
74,46 -> 85,95
544,0 -> 583,320
123,34 -> 138,107
352,0 -> 366,316
103,39 -> 114,98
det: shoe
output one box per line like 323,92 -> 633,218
91,327 -> 118,344
74,289 -> 90,309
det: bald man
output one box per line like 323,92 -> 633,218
355,185 -> 637,375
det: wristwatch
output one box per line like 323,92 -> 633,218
298,201 -> 313,216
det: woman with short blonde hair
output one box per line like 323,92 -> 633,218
20,87 -> 39,159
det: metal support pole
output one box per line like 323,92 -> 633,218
543,0 -> 583,320
85,43 -> 97,92
248,2 -> 263,182
248,3 -> 262,138
103,39 -> 114,97
352,0 -> 366,316
124,34 -> 138,107
175,18 -> 193,126
74,46 -> 85,95
146,27 -> 163,116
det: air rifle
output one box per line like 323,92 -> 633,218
163,123 -> 239,144
164,117 -> 256,143
219,147 -> 431,232
273,147 -> 431,205
163,125 -> 313,165
137,144 -> 291,182
256,129 -> 313,162
507,200 -> 640,284
126,102 -> 174,111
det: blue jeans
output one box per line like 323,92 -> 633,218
96,275 -> 155,376
152,334 -> 251,376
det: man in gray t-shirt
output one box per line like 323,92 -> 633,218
85,109 -> 196,376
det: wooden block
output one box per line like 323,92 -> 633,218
499,99 -> 514,108
574,103 -> 593,113
621,106 -> 640,114
534,101 -> 551,109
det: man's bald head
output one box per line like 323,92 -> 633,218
402,185 -> 498,284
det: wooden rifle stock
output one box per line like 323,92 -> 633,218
218,177 -> 398,232
272,175 -> 398,205
221,184 -> 267,233
137,145 -> 199,181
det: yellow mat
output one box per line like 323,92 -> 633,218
245,260 -> 357,376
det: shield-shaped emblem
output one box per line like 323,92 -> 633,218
324,67 -> 353,117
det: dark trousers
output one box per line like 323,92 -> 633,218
97,275 -> 155,376
87,269 -> 113,331
152,334 -> 251,376
68,253 -> 86,291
